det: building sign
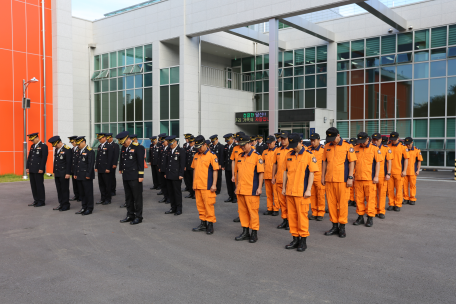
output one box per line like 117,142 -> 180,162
235,111 -> 269,124
310,128 -> 315,135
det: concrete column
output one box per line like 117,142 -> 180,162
152,42 -> 160,136
326,41 -> 337,129
268,18 -> 279,134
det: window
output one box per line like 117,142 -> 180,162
351,85 -> 364,119
144,44 -> 152,62
429,119 -> 445,137
413,119 -> 427,137
337,87 -> 349,120
413,79 -> 429,117
415,29 -> 429,50
431,26 -> 447,48
306,48 -> 316,64
366,37 -> 380,56
110,52 -> 117,68
316,46 -> 327,63
351,40 -> 364,58
449,24 -> 456,46
381,35 -> 396,55
448,77 -> 456,116
397,32 -> 413,52
337,42 -> 350,60
396,81 -> 412,118
431,61 -> 446,78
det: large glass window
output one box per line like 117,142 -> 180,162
396,81 -> 412,118
381,83 -> 395,119
413,79 -> 428,117
429,78 -> 446,117
431,26 -> 447,48
337,87 -> 349,120
365,84 -> 379,119
351,85 -> 364,120
337,42 -> 350,60
415,29 -> 429,50
448,77 -> 456,116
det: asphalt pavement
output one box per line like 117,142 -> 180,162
0,170 -> 455,304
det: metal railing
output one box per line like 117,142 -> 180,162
201,66 -> 251,91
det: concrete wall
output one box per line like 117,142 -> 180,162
201,53 -> 231,70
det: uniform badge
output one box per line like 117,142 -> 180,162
129,155 -> 133,159
215,158 -> 218,163
131,149 -> 135,152
406,148 -> 409,152
174,156 -> 178,160
259,159 -> 263,164
349,147 -> 354,153
60,155 -> 63,159
377,150 -> 381,154
82,157 -> 85,161
312,157 -> 317,163
37,151 -> 40,154
388,149 -> 392,154
420,152 -> 422,155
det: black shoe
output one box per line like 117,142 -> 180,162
28,202 -> 37,206
235,227 -> 250,241
130,218 -> 142,225
157,191 -> 164,195
263,210 -> 273,215
102,201 -> 111,205
325,208 -> 329,213
339,224 -> 346,238
53,205 -> 61,211
82,210 -> 92,216
111,192 -> 116,196
403,200 -> 409,205
206,222 -> 214,235
375,214 -> 379,217
353,215 -> 365,226
249,230 -> 258,243
215,191 -> 220,195
378,214 -> 385,219
183,187 -> 189,192
158,197 -> 167,203
297,237 -> 307,252
156,186 -> 161,190
120,203 -> 126,208
272,211 -> 279,216
59,207 -> 70,212
308,215 -> 317,220
350,200 -> 357,207
192,220 -> 207,232
233,217 -> 240,222
409,200 -> 416,205
365,216 -> 373,227
185,194 -> 192,198
120,216 -> 135,223
165,199 -> 170,204
232,199 -> 237,204
150,187 -> 154,190
70,196 -> 78,201
191,196 -> 196,199
96,201 -> 104,205
277,219 -> 288,229
394,206 -> 401,212
324,223 -> 339,236
316,216 -> 323,221
224,197 -> 233,202
285,236 -> 300,249
165,209 -> 176,214
34,203 -> 45,207
75,209 -> 85,214
387,206 -> 394,211
174,211 -> 182,216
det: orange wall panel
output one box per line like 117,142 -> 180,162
0,152 -> 15,175
0,101 -> 14,152
26,54 -> 41,101
27,0 -> 41,6
0,0 -> 12,50
12,0 -> 27,53
44,8 -> 52,57
12,51 -> 27,101
26,4 -> 41,55
0,50 -> 14,101
13,101 -> 25,152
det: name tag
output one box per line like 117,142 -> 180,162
327,149 -> 331,151
287,158 -> 292,161
238,160 -> 242,162
130,150 -> 134,152
277,153 -> 280,155
82,153 -> 87,155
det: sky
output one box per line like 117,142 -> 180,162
72,0 -> 143,21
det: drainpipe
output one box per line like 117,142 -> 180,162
41,0 -> 46,141
88,45 -> 96,144
198,37 -> 201,135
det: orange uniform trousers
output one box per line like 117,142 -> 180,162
404,175 -> 417,201
355,180 -> 376,217
237,194 -> 260,230
374,177 -> 388,215
195,189 -> 217,223
276,183 -> 288,219
310,180 -> 326,217
265,179 -> 280,212
326,182 -> 350,224
350,182 -> 355,201
287,196 -> 310,237
387,174 -> 403,207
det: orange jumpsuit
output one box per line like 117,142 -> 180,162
323,140 -> 357,224
191,149 -> 220,223
273,145 -> 293,219
235,149 -> 264,230
350,167 -> 356,201
307,144 -> 326,217
387,142 -> 410,207
404,147 -> 423,202
374,144 -> 394,215
284,147 -> 319,237
230,145 -> 243,177
354,143 -> 382,218
262,147 -> 279,212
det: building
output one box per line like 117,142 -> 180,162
2,0 -> 456,174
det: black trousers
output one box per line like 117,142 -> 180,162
216,170 -> 222,194
55,176 -> 70,209
151,165 -> 160,188
123,179 -> 143,219
184,170 -> 194,196
29,173 -> 45,205
159,171 -> 169,199
110,167 -> 117,194
166,179 -> 182,213
225,169 -> 235,199
72,175 -> 79,199
98,172 -> 112,202
77,179 -> 94,211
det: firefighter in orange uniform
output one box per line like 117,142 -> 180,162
272,131 -> 293,230
387,132 -> 409,212
348,138 -> 357,207
321,127 -> 357,238
307,133 -> 326,221
230,132 -> 246,222
403,137 -> 423,205
352,132 -> 382,227
282,133 -> 318,252
262,135 -> 280,216
234,135 -> 264,243
371,134 -> 393,219
190,136 -> 220,235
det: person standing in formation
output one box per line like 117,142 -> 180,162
262,135 -> 279,216
371,134 -> 393,219
184,135 -> 196,199
149,136 -> 160,190
68,135 -> 80,202
387,132 -> 409,212
182,133 -> 193,191
256,135 -> 266,155
26,132 -> 48,207
48,136 -> 72,212
307,133 -> 326,221
106,133 -> 119,197
403,137 -> 423,206
222,133 -> 236,204
164,135 -> 186,216
209,135 -> 224,195
157,133 -> 170,203
74,136 -> 95,216
95,133 -> 114,206
230,132 -> 245,222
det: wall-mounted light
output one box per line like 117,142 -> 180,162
324,117 -> 327,123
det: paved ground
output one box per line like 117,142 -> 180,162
0,171 -> 455,304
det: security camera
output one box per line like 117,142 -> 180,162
408,25 -> 413,30
30,77 -> 39,82
388,28 -> 393,33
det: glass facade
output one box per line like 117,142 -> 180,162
336,25 -> 456,167
93,44 -> 153,140
160,66 -> 180,138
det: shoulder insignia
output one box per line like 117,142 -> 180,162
87,147 -> 93,151
132,142 -> 139,146
377,150 -> 381,154
388,149 -> 392,154
214,158 -> 218,163
419,152 -> 422,155
349,147 -> 354,153
405,148 -> 409,152
210,150 -> 215,154
255,151 -> 260,155
312,157 -> 317,163
64,145 -> 71,149
306,150 -> 313,154
259,159 -> 263,164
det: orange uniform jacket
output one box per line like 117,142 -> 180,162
285,148 -> 319,196
322,140 -> 357,182
191,149 -> 220,189
388,142 -> 410,174
374,144 -> 394,178
406,147 -> 423,175
307,144 -> 324,181
230,145 -> 243,175
353,143 -> 383,181
235,149 -> 265,196
273,145 -> 292,184
262,147 -> 277,180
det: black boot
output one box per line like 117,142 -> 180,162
325,208 -> 329,213
235,227 -> 250,241
277,219 -> 288,229
365,216 -> 373,227
157,191 -> 163,195
404,200 -> 410,205
378,213 -> 385,219
185,194 -> 192,198
353,215 -> 365,226
192,220 -> 207,232
233,217 -> 240,222
271,211 -> 279,216
409,200 -> 415,205
206,222 -> 214,235
158,197 -> 167,203
263,210 -> 273,215
249,230 -> 258,243
324,223 -> 339,236
224,197 -> 233,202
297,237 -> 307,252
339,224 -> 346,238
308,215 -> 317,220
285,236 -> 300,249
386,206 -> 394,211
120,216 -> 135,223
394,206 -> 401,212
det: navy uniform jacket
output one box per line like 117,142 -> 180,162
95,142 -> 114,172
27,141 -> 49,173
256,142 -> 266,155
223,143 -> 235,171
71,146 -> 79,174
53,145 -> 73,177
110,141 -> 120,168
149,142 -> 161,166
210,142 -> 224,167
119,142 -> 145,181
159,145 -> 169,172
185,146 -> 197,170
165,146 -> 186,180
75,146 -> 95,180
183,142 -> 189,149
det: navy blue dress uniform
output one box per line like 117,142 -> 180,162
157,133 -> 170,202
256,135 -> 266,155
274,133 -> 282,147
184,136 -> 197,199
106,133 -> 120,196
26,133 -> 49,207
209,135 -> 224,195
94,133 -> 114,205
116,132 -> 145,225
48,136 -> 73,211
149,136 -> 160,190
164,135 -> 186,215
182,133 -> 193,190
68,136 -> 80,201
74,136 -> 95,215
223,133 -> 236,203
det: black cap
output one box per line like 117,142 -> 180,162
382,136 -> 389,144
223,133 -> 233,139
165,135 -> 177,144
256,135 -> 263,140
310,133 -> 320,140
250,135 -> 257,142
150,136 -> 157,140
105,133 -> 113,139
349,138 -> 357,145
68,135 -> 78,143
115,131 -> 129,144
75,136 -> 86,144
404,137 -> 413,144
158,133 -> 167,140
27,132 -> 39,141
266,135 -> 276,144
288,133 -> 301,149
48,135 -> 61,147
356,132 -> 369,144
325,127 -> 339,142
184,133 -> 193,139
274,133 -> 281,139
279,131 -> 289,139
205,140 -> 211,145
96,133 -> 106,139
188,135 -> 195,142
371,133 -> 382,140
390,131 -> 399,139
237,135 -> 250,146
194,135 -> 205,149
209,135 -> 218,141
130,134 -> 138,140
